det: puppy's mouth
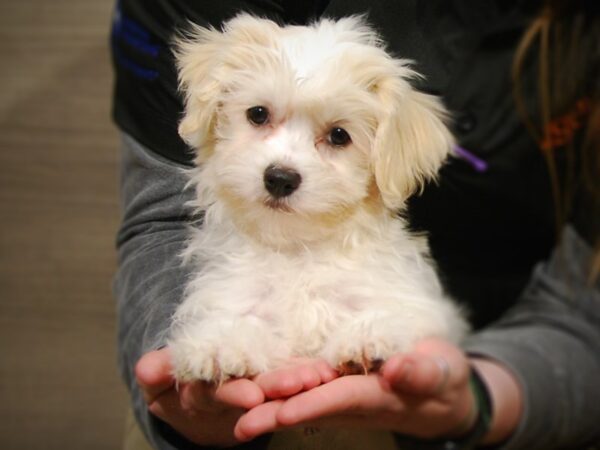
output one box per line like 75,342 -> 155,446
263,197 -> 293,213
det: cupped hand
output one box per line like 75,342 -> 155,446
235,338 -> 475,442
135,347 -> 265,447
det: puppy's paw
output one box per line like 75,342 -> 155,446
169,318 -> 288,384
338,358 -> 384,376
321,317 -> 416,375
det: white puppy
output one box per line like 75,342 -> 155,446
169,14 -> 468,383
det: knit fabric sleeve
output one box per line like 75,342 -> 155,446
464,226 -> 600,449
113,134 -> 271,450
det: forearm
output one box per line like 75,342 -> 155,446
114,133 -> 195,449
470,358 -> 522,446
464,226 -> 600,449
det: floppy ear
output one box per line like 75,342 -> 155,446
372,78 -> 454,210
175,15 -> 282,159
175,24 -> 225,157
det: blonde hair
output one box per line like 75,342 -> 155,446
512,1 -> 600,280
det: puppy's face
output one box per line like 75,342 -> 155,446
177,15 -> 453,245
207,51 -> 380,231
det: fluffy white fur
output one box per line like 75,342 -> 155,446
168,14 -> 468,383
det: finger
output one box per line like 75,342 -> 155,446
275,374 -> 401,426
135,348 -> 176,403
179,382 -> 216,413
180,378 -> 265,413
147,389 -> 184,421
312,359 -> 339,384
215,378 -> 265,409
234,400 -> 286,441
383,353 -> 452,396
383,339 -> 471,399
254,368 -> 307,399
254,360 -> 337,399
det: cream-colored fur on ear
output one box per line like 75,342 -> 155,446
175,15 -> 281,157
175,25 -> 223,155
373,79 -> 454,210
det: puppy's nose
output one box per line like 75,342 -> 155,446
263,165 -> 302,198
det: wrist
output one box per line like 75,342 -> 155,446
470,358 -> 523,445
393,363 -> 493,450
443,384 -> 478,439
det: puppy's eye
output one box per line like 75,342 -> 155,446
328,127 -> 352,147
246,106 -> 270,126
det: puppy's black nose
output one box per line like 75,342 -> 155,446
263,165 -> 302,198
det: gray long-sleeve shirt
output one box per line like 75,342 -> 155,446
114,133 -> 600,450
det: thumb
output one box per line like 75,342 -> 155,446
135,347 -> 176,403
382,339 -> 469,397
382,353 -> 451,396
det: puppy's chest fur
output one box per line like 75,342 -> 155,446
170,217 -> 466,382
188,232 -> 418,340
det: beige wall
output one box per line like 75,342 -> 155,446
0,1 -> 128,449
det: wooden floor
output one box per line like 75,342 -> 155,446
0,1 -> 129,449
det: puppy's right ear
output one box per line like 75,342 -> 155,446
175,15 -> 281,158
174,24 -> 224,157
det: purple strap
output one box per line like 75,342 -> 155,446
453,145 -> 489,172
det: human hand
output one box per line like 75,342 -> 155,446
235,338 -> 476,441
135,347 -> 266,447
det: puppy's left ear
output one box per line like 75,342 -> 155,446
373,79 -> 454,210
